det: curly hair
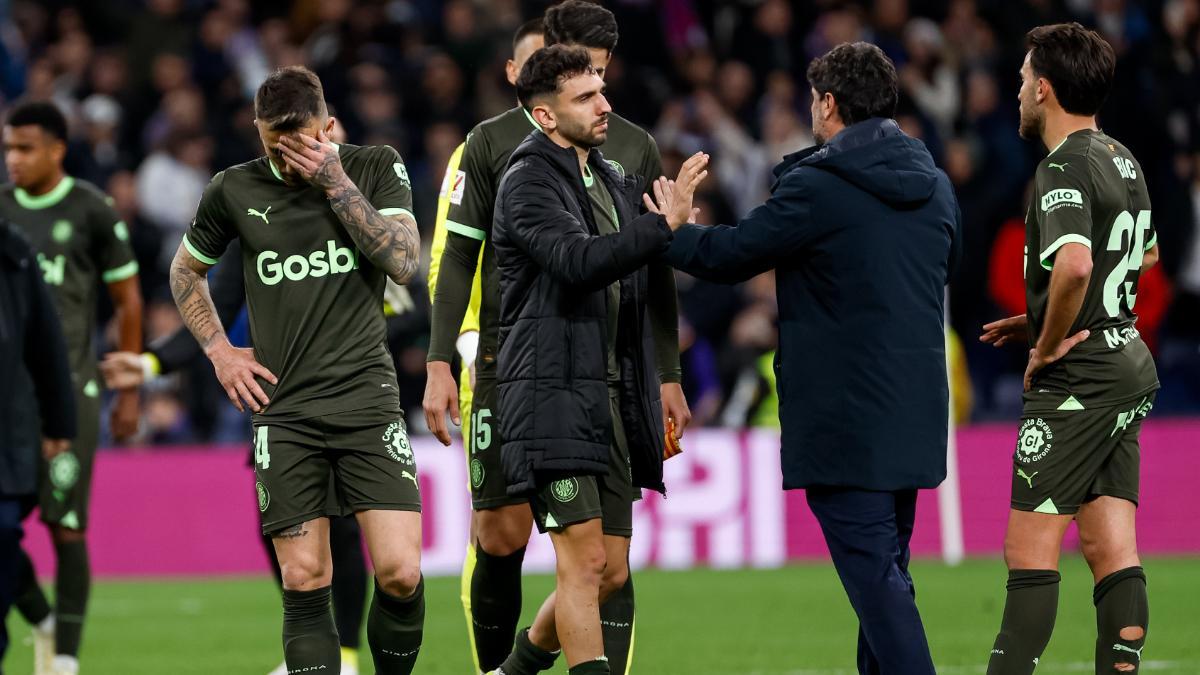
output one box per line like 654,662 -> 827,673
5,101 -> 68,142
806,42 -> 899,127
516,44 -> 596,109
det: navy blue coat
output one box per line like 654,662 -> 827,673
666,118 -> 961,491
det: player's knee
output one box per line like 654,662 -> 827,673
1081,539 -> 1138,577
279,557 -> 331,591
376,559 -> 422,598
476,523 -> 530,557
476,508 -> 532,556
558,545 -> 606,590
598,559 -> 628,601
1003,535 -> 1054,571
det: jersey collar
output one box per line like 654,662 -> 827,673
521,107 -> 539,131
14,176 -> 75,210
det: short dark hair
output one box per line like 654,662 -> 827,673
513,18 -> 545,52
1025,23 -> 1115,116
806,42 -> 899,127
5,101 -> 69,142
516,45 -> 596,110
543,1 -> 618,52
254,66 -> 327,131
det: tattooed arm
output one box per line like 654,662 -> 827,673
277,131 -> 420,284
169,243 -> 223,350
170,242 -> 277,412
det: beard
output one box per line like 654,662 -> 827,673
1018,104 -> 1043,141
560,115 -> 608,149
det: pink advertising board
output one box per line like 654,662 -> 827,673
22,421 -> 1200,578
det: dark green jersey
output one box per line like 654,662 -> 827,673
1024,129 -> 1158,409
430,106 -> 667,379
184,144 -> 413,420
0,176 -> 138,382
584,163 -> 621,383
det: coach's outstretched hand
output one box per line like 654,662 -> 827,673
101,351 -> 146,389
642,152 -> 709,230
980,314 -> 1029,348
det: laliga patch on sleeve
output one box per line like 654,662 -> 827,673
448,170 -> 467,205
393,162 -> 410,187
1040,188 -> 1082,213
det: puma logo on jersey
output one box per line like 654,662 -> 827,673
1017,468 -> 1039,489
247,206 -> 272,224
1047,162 -> 1069,172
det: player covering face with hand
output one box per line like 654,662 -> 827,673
170,65 -> 424,675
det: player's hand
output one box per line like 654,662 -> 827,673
661,383 -> 691,460
41,437 -> 69,461
207,339 -> 278,413
276,129 -> 349,193
980,314 -> 1029,348
110,389 -> 140,442
1023,329 -> 1090,391
423,361 -> 461,446
642,152 -> 708,231
100,351 -> 146,389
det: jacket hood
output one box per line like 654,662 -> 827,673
775,118 -> 939,207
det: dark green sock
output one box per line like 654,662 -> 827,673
367,576 -> 424,675
329,516 -> 367,649
471,544 -> 526,671
282,586 -> 340,672
986,569 -> 1060,675
568,658 -> 611,675
600,575 -> 634,675
53,539 -> 90,656
14,549 -> 51,625
1094,566 -> 1148,672
498,627 -> 559,675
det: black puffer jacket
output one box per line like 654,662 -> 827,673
1,220 -> 76,496
493,130 -> 670,496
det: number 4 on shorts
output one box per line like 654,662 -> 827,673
255,426 -> 271,470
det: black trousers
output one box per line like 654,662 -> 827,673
806,487 -> 936,675
0,497 -> 29,667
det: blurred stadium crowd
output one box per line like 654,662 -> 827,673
2,0 -> 1199,445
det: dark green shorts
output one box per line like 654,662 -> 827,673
1011,392 -> 1155,515
466,377 -> 527,510
38,377 -> 101,530
253,407 -> 421,535
529,391 -> 635,537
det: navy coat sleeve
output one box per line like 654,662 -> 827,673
664,170 -> 814,284
24,259 -> 76,441
504,178 -> 673,292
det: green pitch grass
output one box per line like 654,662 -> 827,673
6,557 -> 1199,674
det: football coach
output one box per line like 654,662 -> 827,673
652,42 -> 960,672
